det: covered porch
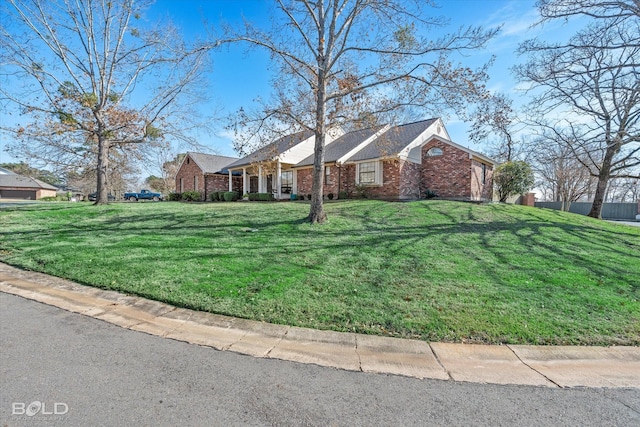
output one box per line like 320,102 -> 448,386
227,161 -> 297,200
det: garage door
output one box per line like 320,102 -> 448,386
0,190 -> 37,199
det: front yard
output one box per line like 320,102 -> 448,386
1,200 -> 638,345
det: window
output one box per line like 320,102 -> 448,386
482,164 -> 487,184
426,147 -> 443,157
357,161 -> 377,185
324,166 -> 331,184
281,171 -> 293,194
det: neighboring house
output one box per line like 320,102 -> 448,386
0,172 -> 58,200
180,118 -> 496,202
174,152 -> 241,201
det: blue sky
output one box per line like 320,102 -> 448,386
0,0 -> 578,168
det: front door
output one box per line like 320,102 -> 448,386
266,174 -> 273,193
249,176 -> 258,193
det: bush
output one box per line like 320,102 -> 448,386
423,188 -> 438,199
182,191 -> 201,202
248,192 -> 273,201
223,191 -> 239,202
327,193 -> 334,200
494,161 -> 534,203
354,184 -> 369,199
167,192 -> 182,201
209,192 -> 218,201
298,194 -> 305,200
338,191 -> 348,200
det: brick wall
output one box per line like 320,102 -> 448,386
295,165 -> 342,198
399,160 -> 422,199
360,160 -> 401,199
204,175 -> 243,199
175,156 -> 205,196
420,139 -> 472,199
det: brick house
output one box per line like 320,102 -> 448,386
174,152 -> 242,201
181,118 -> 496,202
0,169 -> 58,200
293,119 -> 495,201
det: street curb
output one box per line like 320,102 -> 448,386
1,262 -> 639,388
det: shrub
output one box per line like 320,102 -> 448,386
248,192 -> 273,201
327,193 -> 334,200
182,191 -> 201,202
209,192 -> 218,202
307,194 -> 312,200
423,188 -> 438,199
354,184 -> 369,199
167,192 -> 182,201
338,191 -> 348,200
494,161 -> 535,203
223,191 -> 239,202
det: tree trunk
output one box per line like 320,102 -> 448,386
95,133 -> 110,205
588,171 -> 609,218
588,146 -> 616,219
308,8 -> 327,224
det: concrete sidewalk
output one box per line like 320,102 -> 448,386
1,262 -> 638,389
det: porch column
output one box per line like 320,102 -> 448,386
258,165 -> 263,193
243,168 -> 247,194
277,161 -> 282,200
228,170 -> 233,192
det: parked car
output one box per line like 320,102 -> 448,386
88,192 -> 116,202
123,189 -> 163,202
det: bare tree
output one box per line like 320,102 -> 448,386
529,134 -> 596,209
469,93 -> 521,162
0,0 -> 210,204
537,0 -> 639,22
222,0 -> 497,223
516,17 -> 640,218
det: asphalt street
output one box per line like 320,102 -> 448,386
1,292 -> 639,426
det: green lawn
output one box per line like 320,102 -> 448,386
1,200 -> 638,345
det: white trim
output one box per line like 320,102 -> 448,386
276,161 -> 282,199
355,160 -> 382,186
336,124 -> 391,164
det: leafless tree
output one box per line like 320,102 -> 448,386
0,0 -> 210,204
469,93 -> 522,162
537,0 -> 639,22
222,0 -> 497,223
529,134 -> 596,209
516,16 -> 640,218
605,176 -> 640,201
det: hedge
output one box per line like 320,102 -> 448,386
222,191 -> 239,201
248,192 -> 274,201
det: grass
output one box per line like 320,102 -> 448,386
1,200 -> 638,345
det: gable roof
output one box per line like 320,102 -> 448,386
0,167 -> 16,175
346,119 -> 439,162
0,174 -> 58,190
226,130 -> 315,169
406,134 -> 497,165
294,126 -> 387,168
184,152 -> 239,174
